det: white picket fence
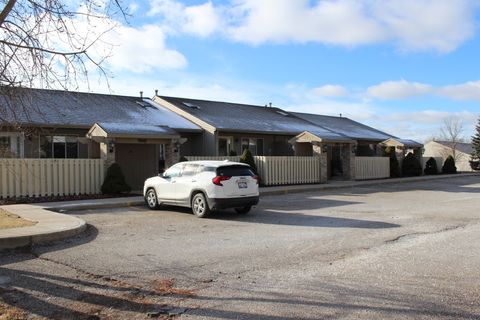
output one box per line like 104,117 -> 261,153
0,159 -> 104,198
355,157 -> 390,180
186,156 -> 322,186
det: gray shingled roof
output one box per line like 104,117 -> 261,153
0,87 -> 200,131
395,139 -> 423,148
157,95 -> 350,140
97,122 -> 178,137
435,141 -> 473,154
292,112 -> 396,141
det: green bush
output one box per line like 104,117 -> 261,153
402,152 -> 422,177
101,163 -> 131,194
442,155 -> 457,174
385,147 -> 400,178
239,148 -> 258,176
470,159 -> 480,171
228,150 -> 237,156
424,157 -> 438,175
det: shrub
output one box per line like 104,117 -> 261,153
470,159 -> 480,171
101,163 -> 131,194
442,155 -> 457,174
385,147 -> 400,178
228,150 -> 237,156
239,148 -> 258,176
179,156 -> 188,162
424,157 -> 438,175
402,152 -> 422,177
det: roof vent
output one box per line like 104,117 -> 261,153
275,110 -> 289,116
182,102 -> 201,110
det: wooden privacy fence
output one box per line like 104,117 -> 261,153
0,159 -> 104,198
355,156 -> 390,180
186,156 -> 322,186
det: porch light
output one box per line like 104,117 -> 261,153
351,145 -> 357,154
321,144 -> 328,153
108,140 -> 115,153
173,141 -> 181,153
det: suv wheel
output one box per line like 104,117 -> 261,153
192,193 -> 210,218
234,206 -> 251,214
146,189 -> 159,210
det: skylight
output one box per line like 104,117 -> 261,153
182,102 -> 201,110
136,101 -> 149,108
275,110 -> 289,116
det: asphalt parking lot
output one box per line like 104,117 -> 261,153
1,175 -> 480,319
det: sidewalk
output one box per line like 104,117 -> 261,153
1,173 -> 477,251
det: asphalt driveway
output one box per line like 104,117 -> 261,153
1,175 -> 479,319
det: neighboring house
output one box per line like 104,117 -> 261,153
153,95 -> 422,180
153,95 -> 351,157
424,140 -> 474,172
0,87 -> 201,190
292,112 -> 397,155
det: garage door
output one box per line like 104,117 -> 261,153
115,144 -> 158,191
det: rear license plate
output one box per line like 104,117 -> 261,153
238,181 -> 247,189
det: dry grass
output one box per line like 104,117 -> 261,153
153,279 -> 196,297
0,303 -> 28,320
0,209 -> 36,230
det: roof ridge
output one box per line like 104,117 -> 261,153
159,95 -> 269,109
1,86 -> 147,100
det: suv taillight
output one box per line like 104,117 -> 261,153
212,175 -> 231,186
253,175 -> 259,184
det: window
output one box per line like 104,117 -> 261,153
0,132 -> 24,158
182,164 -> 198,177
40,135 -> 80,159
241,138 -> 264,156
164,163 -> 183,178
218,137 -> 233,156
216,165 -> 254,177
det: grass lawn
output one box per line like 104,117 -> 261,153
0,209 -> 36,229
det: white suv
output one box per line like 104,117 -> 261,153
143,161 -> 259,217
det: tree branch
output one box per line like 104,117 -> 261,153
0,0 -> 17,26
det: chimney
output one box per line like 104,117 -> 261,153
155,89 -> 158,96
140,91 -> 143,99
269,102 -> 272,108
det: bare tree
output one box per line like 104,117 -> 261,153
438,116 -> 465,162
1,0 -> 126,128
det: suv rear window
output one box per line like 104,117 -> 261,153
216,165 -> 254,177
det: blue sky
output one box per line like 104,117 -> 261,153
84,0 -> 480,142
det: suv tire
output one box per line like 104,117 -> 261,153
192,193 -> 210,218
146,188 -> 159,210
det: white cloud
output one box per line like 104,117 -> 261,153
148,0 -> 222,37
227,0 -> 385,45
437,81 -> 480,101
128,2 -> 139,14
183,2 -> 221,37
371,0 -> 476,53
193,0 -> 474,52
106,24 -> 187,73
311,85 -> 348,98
367,80 -> 433,100
49,5 -> 188,76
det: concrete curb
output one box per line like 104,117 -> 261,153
0,204 -> 87,251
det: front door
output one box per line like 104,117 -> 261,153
116,144 -> 158,191
331,146 -> 343,177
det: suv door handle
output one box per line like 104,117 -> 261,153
191,180 -> 197,182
